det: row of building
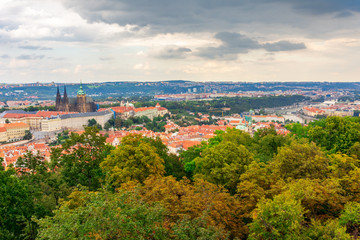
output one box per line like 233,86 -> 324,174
0,110 -> 113,132
0,122 -> 30,142
98,102 -> 169,120
302,101 -> 360,117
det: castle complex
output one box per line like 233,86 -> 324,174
56,84 -> 96,113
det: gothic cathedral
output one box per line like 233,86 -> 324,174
56,84 -> 97,113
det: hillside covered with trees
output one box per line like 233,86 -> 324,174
2,116 -> 360,239
136,95 -> 309,116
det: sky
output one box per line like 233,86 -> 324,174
0,0 -> 360,83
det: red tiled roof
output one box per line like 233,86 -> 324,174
0,122 -> 29,129
35,111 -> 76,118
134,107 -> 156,112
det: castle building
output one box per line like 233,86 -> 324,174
56,84 -> 96,113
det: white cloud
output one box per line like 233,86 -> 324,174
0,0 -> 360,83
133,63 -> 151,70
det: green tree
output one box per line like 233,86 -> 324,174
308,116 -> 360,154
253,126 -> 292,163
285,122 -> 309,139
0,166 -> 34,240
144,137 -> 186,180
303,219 -> 351,240
87,118 -> 97,127
328,153 -> 360,179
339,201 -> 360,239
194,141 -> 253,193
237,161 -> 273,219
101,134 -> 165,187
249,193 -> 304,240
16,151 -> 47,175
23,130 -> 32,140
36,188 -> 227,240
51,126 -> 112,191
36,189 -> 169,240
271,140 -> 328,181
284,178 -> 346,220
15,152 -> 71,238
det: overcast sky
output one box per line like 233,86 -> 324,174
0,0 -> 360,83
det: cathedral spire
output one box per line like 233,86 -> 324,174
63,86 -> 69,102
77,81 -> 85,95
63,85 -> 68,97
63,85 -> 69,112
55,86 -> 62,111
56,86 -> 61,104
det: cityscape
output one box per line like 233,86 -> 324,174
1,0 -> 360,239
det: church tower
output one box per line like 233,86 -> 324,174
55,86 -> 62,111
63,86 -> 70,112
55,82 -> 96,113
76,83 -> 87,113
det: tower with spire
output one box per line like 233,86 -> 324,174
56,86 -> 61,107
76,82 -> 87,113
55,82 -> 96,113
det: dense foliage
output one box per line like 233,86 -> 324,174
4,116 -> 360,239
136,95 -> 308,116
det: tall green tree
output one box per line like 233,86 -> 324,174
51,126 -> 112,191
0,166 -> 34,240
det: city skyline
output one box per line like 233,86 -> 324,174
1,0 -> 360,83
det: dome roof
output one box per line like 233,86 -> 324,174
77,83 -> 85,95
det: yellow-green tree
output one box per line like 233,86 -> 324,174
283,178 -> 346,220
249,193 -> 304,240
237,161 -> 273,219
271,140 -> 328,181
101,134 -> 165,187
194,141 -> 253,193
339,201 -> 360,239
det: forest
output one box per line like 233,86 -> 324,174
2,116 -> 360,239
136,95 -> 309,116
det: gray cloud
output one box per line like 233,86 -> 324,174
1,54 -> 10,59
283,0 -> 360,15
19,45 -> 53,50
263,41 -> 306,52
17,54 -> 45,60
197,32 -> 306,60
153,47 -> 192,59
335,11 -> 354,18
62,0 -> 360,35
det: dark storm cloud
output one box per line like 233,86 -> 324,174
284,0 -> 360,15
197,32 -> 306,60
62,0 -> 360,34
154,47 -> 192,59
19,45 -> 53,50
17,54 -> 45,60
